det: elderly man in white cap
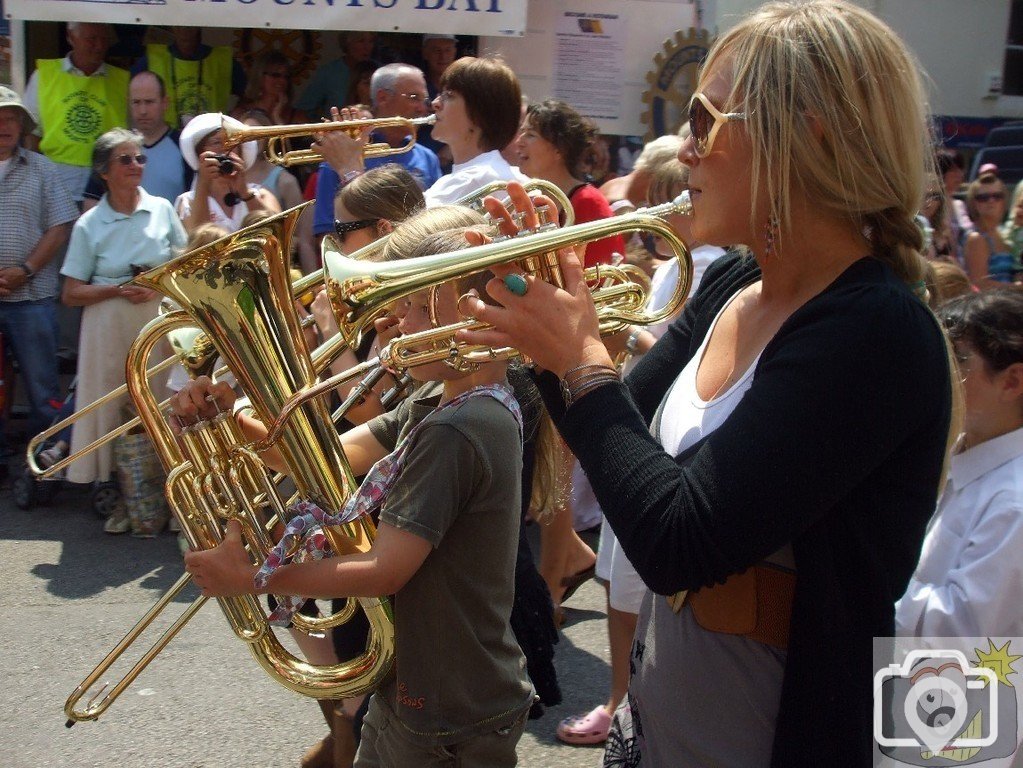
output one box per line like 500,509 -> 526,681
0,86 -> 78,474
174,111 -> 279,234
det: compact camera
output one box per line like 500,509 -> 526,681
212,154 -> 237,176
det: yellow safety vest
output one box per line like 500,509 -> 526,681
36,59 -> 129,167
147,44 -> 233,126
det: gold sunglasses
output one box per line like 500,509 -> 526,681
689,92 -> 747,157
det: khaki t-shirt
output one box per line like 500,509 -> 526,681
367,387 -> 533,746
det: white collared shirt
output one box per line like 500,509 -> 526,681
424,150 -> 528,207
896,426 -> 1023,638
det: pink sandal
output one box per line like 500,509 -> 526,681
556,705 -> 611,745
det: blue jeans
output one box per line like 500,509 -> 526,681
0,298 -> 62,452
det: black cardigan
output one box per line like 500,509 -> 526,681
538,252 -> 952,767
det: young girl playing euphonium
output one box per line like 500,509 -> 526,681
175,206 -> 559,767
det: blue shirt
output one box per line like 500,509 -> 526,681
312,137 -> 442,236
62,188 -> 187,285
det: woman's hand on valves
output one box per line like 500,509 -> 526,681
169,375 -> 237,434
455,181 -> 614,378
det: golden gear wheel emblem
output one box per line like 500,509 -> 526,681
234,28 -> 323,88
641,28 -> 713,141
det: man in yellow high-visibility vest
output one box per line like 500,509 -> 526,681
24,22 -> 129,202
132,27 -> 246,129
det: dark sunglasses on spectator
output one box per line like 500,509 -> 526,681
115,153 -> 147,166
975,192 -> 1005,203
334,218 -> 377,237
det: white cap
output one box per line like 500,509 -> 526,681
178,112 -> 257,171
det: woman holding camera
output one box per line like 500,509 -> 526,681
174,112 -> 280,234
60,128 -> 187,530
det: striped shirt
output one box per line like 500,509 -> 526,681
0,147 -> 78,302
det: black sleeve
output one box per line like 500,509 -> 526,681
535,250 -> 755,425
82,173 -> 105,202
556,281 -> 950,595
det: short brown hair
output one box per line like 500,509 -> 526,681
524,100 -> 596,177
440,57 -> 521,151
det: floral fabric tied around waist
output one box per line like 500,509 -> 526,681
256,383 -> 522,625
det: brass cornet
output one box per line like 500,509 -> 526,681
324,193 -> 695,359
222,114 -> 436,167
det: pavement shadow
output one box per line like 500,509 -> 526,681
2,471 -> 188,601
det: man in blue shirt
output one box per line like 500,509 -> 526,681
312,63 -> 441,239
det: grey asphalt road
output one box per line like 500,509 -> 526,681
0,471 -> 610,768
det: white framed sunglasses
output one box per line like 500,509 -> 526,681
688,92 -> 747,157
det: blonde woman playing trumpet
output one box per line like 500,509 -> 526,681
458,2 -> 959,765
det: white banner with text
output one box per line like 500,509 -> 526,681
4,0 -> 526,36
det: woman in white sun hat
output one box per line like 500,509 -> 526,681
175,112 -> 280,234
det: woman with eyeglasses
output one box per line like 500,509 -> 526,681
964,173 -> 1020,289
424,56 -> 527,206
233,49 -> 303,126
458,3 -> 958,766
60,128 -> 187,531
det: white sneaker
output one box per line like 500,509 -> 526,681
103,513 -> 131,535
38,441 -> 69,469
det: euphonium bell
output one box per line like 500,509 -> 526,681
64,207 -> 395,725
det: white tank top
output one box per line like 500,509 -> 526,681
657,289 -> 764,458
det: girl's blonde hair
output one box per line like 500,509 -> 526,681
646,159 -> 690,207
706,0 -> 930,285
381,205 -> 487,262
184,223 -> 230,252
384,208 -> 563,516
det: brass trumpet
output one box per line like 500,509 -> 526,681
222,114 -> 436,167
324,193 -> 694,354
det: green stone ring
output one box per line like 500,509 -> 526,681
503,273 -> 528,296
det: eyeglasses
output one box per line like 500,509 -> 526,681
436,90 -> 459,104
115,153 -> 147,167
975,192 -> 1005,203
390,90 -> 431,107
334,218 -> 378,237
688,92 -> 747,158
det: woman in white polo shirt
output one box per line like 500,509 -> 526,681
60,127 -> 187,533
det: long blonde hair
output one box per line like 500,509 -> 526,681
706,1 -> 930,285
